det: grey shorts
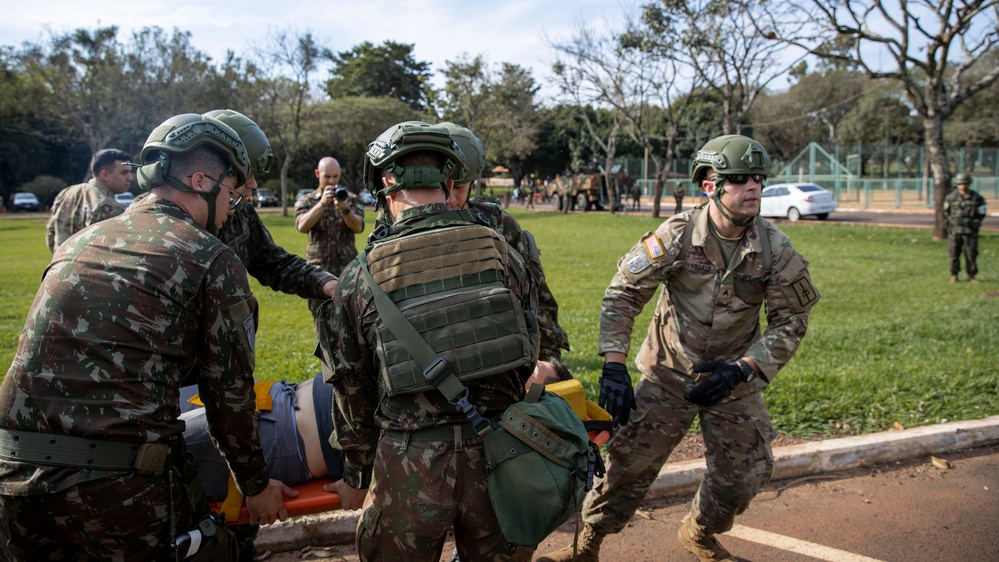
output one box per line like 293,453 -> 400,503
180,381 -> 312,502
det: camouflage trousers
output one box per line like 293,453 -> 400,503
0,471 -> 194,562
583,374 -> 775,536
356,432 -> 533,562
948,232 -> 979,277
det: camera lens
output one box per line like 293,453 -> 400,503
334,187 -> 349,202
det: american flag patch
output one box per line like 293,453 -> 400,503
643,235 -> 664,260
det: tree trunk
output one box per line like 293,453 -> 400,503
280,154 -> 293,218
923,116 -> 950,240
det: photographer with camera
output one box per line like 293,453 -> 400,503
295,156 -> 365,329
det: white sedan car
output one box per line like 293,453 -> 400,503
760,182 -> 836,221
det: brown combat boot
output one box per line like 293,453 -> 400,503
950,275 -> 959,283
970,277 -> 980,284
677,515 -> 735,562
536,524 -> 604,562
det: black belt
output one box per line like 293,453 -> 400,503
0,428 -> 171,473
385,423 -> 481,442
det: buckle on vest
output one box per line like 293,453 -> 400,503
422,357 -> 452,386
134,443 -> 171,473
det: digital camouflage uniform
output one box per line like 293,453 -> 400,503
0,195 -> 269,561
295,189 -> 365,317
317,202 -> 537,562
585,205 -> 818,537
943,188 -> 987,279
221,202 -> 336,300
45,178 -> 126,253
467,199 -> 569,361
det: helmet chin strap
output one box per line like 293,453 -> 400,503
711,179 -> 756,228
163,170 -> 229,235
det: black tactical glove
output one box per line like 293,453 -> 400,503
684,361 -> 744,406
599,362 -> 637,426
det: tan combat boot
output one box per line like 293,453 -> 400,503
970,277 -> 980,284
950,275 -> 959,283
536,524 -> 604,562
677,515 -> 735,562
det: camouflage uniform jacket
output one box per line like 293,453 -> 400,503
295,189 -> 365,277
0,195 -> 269,497
600,205 -> 819,394
317,203 -> 536,489
45,178 -> 126,253
943,189 -> 987,235
220,203 -> 336,300
467,199 -> 570,361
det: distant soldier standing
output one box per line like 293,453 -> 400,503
944,172 -> 987,284
674,183 -> 685,215
540,135 -> 819,562
45,148 -> 133,252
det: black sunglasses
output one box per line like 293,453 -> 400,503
709,174 -> 767,185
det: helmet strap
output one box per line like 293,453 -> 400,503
710,178 -> 756,229
161,169 -> 229,235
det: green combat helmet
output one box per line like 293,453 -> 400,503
689,134 -> 771,227
137,113 -> 250,233
953,172 -> 972,186
439,122 -> 485,184
363,121 -> 466,202
204,109 -> 274,177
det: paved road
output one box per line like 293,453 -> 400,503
260,443 -> 999,562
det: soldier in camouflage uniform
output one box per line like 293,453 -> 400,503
944,172 -> 987,284
0,114 -> 293,562
296,156 -> 365,324
45,148 -> 133,252
199,110 -> 338,562
440,122 -> 570,365
316,122 -> 539,562
540,135 -> 819,562
206,110 -> 338,303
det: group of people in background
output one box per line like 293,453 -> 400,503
0,101 -> 986,562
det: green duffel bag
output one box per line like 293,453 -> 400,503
482,385 -> 603,547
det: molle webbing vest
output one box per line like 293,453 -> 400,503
366,223 -> 536,396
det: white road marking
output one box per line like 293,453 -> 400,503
727,524 -> 885,562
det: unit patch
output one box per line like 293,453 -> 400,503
626,252 -> 652,274
791,277 -> 819,309
244,315 -> 256,352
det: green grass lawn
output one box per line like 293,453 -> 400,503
2,209 -> 997,438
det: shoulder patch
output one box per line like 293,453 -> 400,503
243,315 -> 256,352
642,234 -> 665,260
626,252 -> 653,274
791,277 -> 819,309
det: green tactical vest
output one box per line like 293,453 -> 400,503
365,217 -> 539,396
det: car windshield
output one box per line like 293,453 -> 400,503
797,184 -> 823,192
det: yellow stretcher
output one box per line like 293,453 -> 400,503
211,379 -> 612,524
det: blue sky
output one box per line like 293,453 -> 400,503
0,0 -> 629,100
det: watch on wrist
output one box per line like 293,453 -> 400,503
735,358 -> 756,383
340,207 -> 351,215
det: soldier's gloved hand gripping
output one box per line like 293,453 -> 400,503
684,360 -> 754,406
599,362 -> 636,426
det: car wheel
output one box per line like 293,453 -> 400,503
816,213 -> 829,220
787,207 -> 801,221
